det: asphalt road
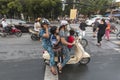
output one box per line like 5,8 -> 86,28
0,23 -> 120,80
0,34 -> 45,80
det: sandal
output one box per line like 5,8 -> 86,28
50,67 -> 57,75
57,63 -> 62,73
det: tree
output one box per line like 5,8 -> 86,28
64,0 -> 114,16
7,0 -> 22,18
77,0 -> 114,15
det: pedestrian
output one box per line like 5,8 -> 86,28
105,20 -> 111,41
79,20 -> 87,37
39,19 -> 57,75
57,22 -> 75,73
93,19 -> 99,38
96,19 -> 107,46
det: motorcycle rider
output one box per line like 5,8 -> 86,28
34,17 -> 41,32
1,18 -> 9,33
67,29 -> 75,51
39,19 -> 57,75
50,26 -> 63,64
58,21 -> 75,73
50,26 -> 60,47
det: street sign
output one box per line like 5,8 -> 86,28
70,9 -> 77,19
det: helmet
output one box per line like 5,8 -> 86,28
50,26 -> 57,34
41,19 -> 50,25
60,20 -> 68,26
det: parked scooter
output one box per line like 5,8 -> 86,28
0,25 -> 22,37
29,28 -> 40,41
43,33 -> 90,65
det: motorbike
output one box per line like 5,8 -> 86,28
29,28 -> 40,41
43,32 -> 90,66
0,25 -> 22,37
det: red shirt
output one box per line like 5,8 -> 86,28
67,36 -> 74,48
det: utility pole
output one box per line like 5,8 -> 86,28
61,0 -> 66,11
73,0 -> 76,9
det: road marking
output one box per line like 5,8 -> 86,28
44,65 -> 58,80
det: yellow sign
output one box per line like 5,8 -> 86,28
70,9 -> 77,19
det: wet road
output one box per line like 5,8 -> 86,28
0,23 -> 120,80
59,37 -> 120,80
59,23 -> 120,80
0,34 -> 45,80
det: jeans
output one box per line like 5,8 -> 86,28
43,45 -> 55,67
61,46 -> 70,67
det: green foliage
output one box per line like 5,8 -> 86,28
0,0 -> 62,20
78,0 -> 114,15
0,0 -> 115,19
65,0 -> 114,16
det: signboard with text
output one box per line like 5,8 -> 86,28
70,9 -> 77,19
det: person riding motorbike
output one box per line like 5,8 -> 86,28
58,21 -> 75,73
50,26 -> 60,48
67,29 -> 75,50
1,18 -> 10,33
50,26 -> 63,64
34,17 -> 41,32
39,19 -> 57,75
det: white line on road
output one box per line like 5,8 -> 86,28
44,65 -> 58,80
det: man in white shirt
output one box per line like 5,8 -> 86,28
1,18 -> 8,28
1,18 -> 9,33
34,18 -> 41,32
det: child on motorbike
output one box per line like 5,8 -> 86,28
39,19 -> 57,75
67,29 -> 75,51
50,26 -> 63,64
50,26 -> 60,47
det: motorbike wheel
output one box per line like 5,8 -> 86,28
0,33 -> 6,37
116,32 -> 120,40
15,32 -> 22,37
80,38 -> 88,48
31,34 -> 39,41
79,58 -> 90,65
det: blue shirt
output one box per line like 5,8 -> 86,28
39,29 -> 51,48
50,34 -> 57,46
